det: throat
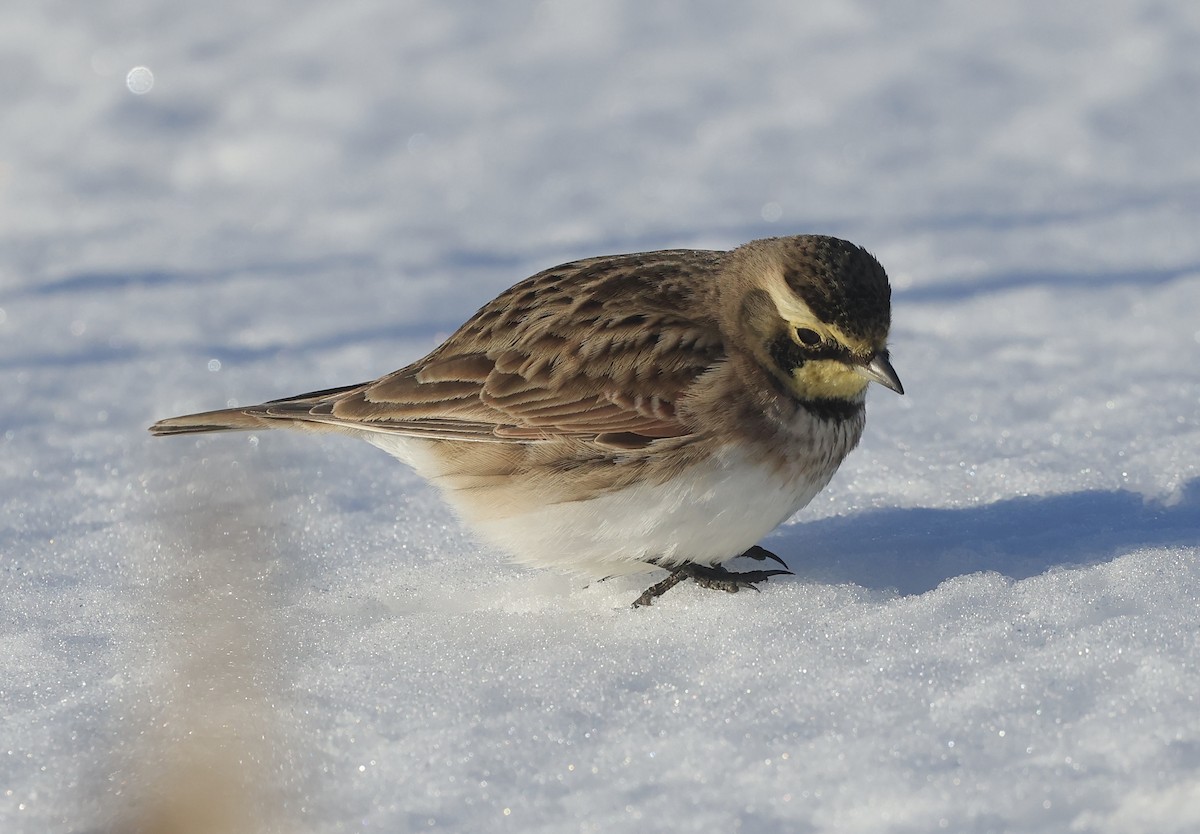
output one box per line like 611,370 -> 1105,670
757,360 -> 864,421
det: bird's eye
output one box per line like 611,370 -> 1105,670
794,327 -> 822,346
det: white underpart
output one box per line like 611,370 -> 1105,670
473,448 -> 831,576
361,431 -> 837,577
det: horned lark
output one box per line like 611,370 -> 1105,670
151,235 -> 903,606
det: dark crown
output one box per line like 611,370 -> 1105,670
779,236 -> 892,343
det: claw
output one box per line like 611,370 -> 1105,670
739,545 -> 790,570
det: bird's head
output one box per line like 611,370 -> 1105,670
726,235 -> 903,403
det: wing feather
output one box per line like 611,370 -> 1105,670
250,250 -> 730,445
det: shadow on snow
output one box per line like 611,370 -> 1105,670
764,478 -> 1200,596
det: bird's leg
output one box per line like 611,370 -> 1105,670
631,561 -> 792,607
631,568 -> 691,607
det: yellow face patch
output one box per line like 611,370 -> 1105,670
790,359 -> 869,399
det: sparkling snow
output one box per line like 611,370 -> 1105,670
3,1 -> 1199,832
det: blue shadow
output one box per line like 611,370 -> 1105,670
763,478 -> 1200,595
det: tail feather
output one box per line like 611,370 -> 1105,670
149,383 -> 365,437
148,407 -> 280,436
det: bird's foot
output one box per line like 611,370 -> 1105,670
631,561 -> 792,607
686,563 -> 793,594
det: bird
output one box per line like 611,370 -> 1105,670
150,234 -> 903,606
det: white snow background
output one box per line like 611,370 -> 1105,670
3,1 -> 1200,831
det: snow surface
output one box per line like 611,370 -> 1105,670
3,1 -> 1200,831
